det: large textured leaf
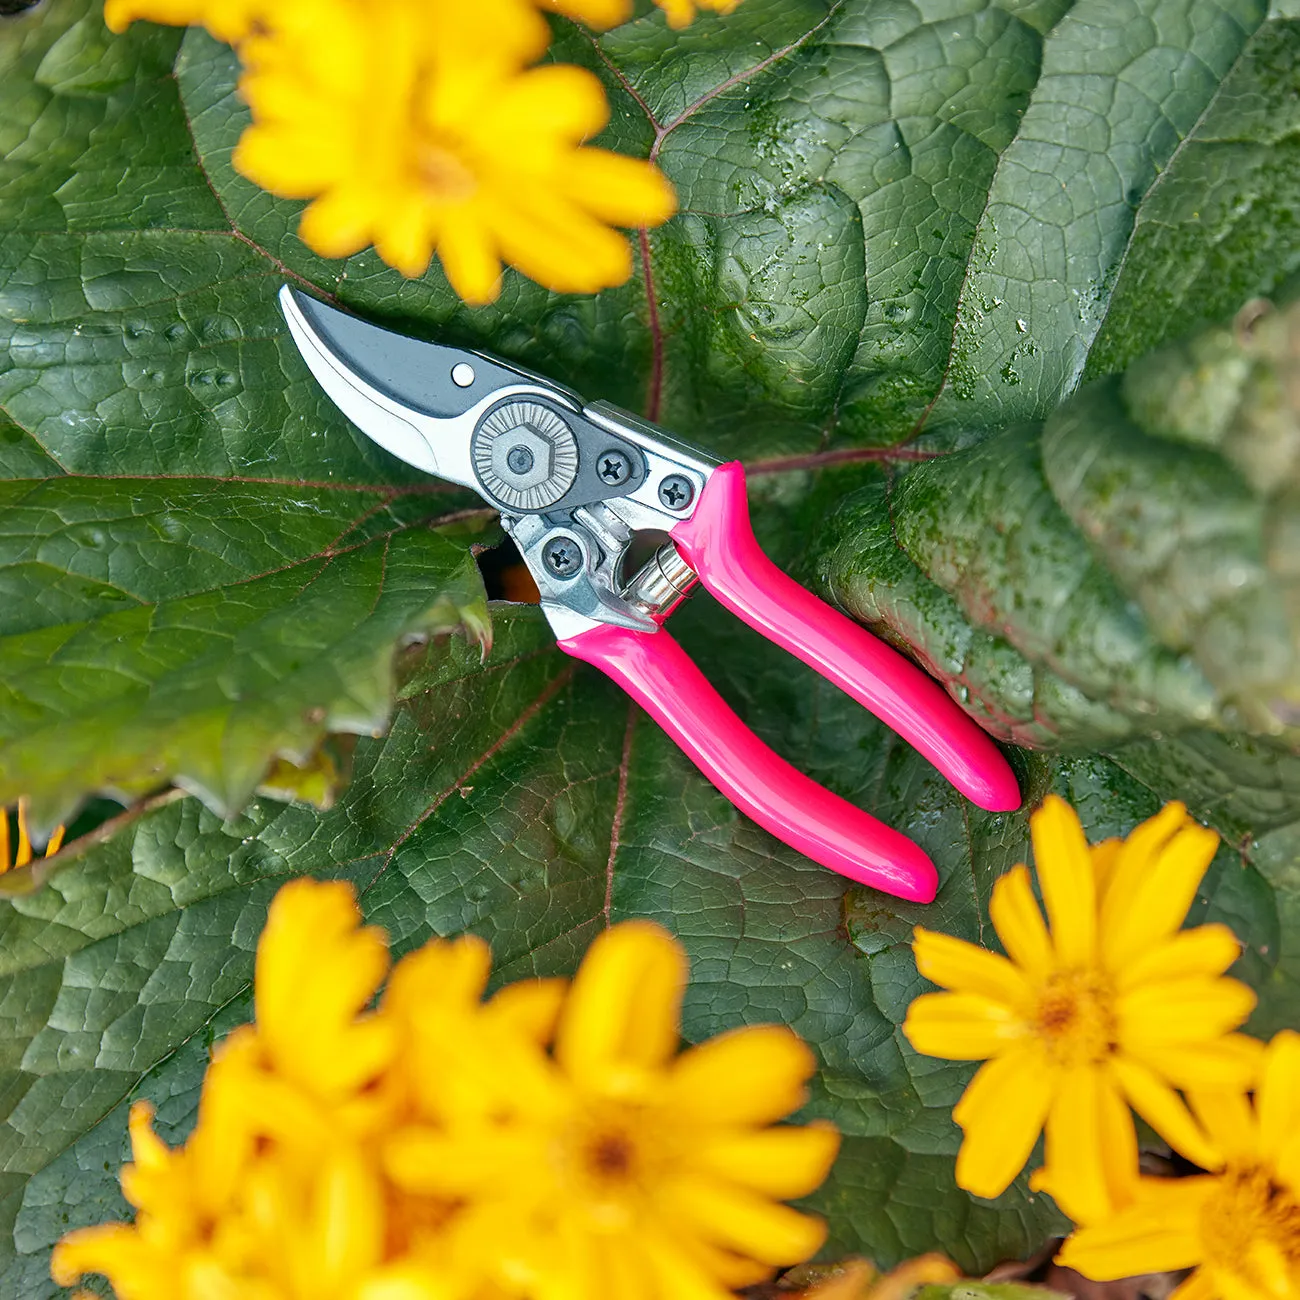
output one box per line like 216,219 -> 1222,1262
812,301 -> 1300,1023
814,298 -> 1300,750
0,485 -> 1284,1291
0,0 -> 491,826
0,478 -> 490,827
0,584 -> 1271,1296
2,0 -> 1289,815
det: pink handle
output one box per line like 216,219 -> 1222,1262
672,463 -> 1020,813
558,621 -> 939,901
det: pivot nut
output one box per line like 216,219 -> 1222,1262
472,401 -> 579,511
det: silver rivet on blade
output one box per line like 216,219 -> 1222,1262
451,362 -> 475,388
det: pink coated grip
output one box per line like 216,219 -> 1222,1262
672,462 -> 1020,813
558,621 -> 939,902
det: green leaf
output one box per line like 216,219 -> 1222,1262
0,477 -> 490,827
814,298 -> 1300,748
1086,19 -> 1300,378
812,303 -> 1299,1026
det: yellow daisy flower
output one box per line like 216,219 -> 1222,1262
385,920 -> 841,1300
52,881 -> 837,1300
1059,1030 -> 1300,1300
232,0 -> 676,302
0,799 -> 64,874
903,796 -> 1263,1223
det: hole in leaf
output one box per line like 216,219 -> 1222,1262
475,535 -> 539,604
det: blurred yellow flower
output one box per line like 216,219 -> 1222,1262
52,880 -> 837,1300
103,0 -> 677,303
0,799 -> 64,874
1058,1030 -> 1300,1300
387,920 -> 840,1298
903,796 -> 1263,1224
542,0 -> 743,28
102,0 -> 268,43
233,0 -> 675,302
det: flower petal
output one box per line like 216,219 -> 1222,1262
904,991 -> 1029,1061
254,879 -> 395,1099
484,977 -> 568,1045
1116,923 -> 1242,991
1188,1088 -> 1259,1162
1090,838 -> 1122,900
487,64 -> 610,142
1057,1178 -> 1213,1279
989,864 -> 1053,979
50,1223 -> 157,1290
639,1226 -> 751,1300
1257,1030 -> 1300,1156
1039,1067 -> 1137,1225
556,920 -> 686,1090
1097,801 -> 1189,918
667,1176 -> 827,1265
1100,809 -> 1219,970
663,1026 -> 814,1125
1030,795 -> 1096,965
1110,1055 -> 1223,1171
912,928 -> 1035,1012
562,148 -> 677,227
540,0 -> 634,29
952,1045 -> 1054,1198
1126,1034 -> 1265,1091
692,1122 -> 840,1198
1117,977 -> 1256,1048
436,208 -> 503,306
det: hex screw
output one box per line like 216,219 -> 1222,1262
506,444 -> 536,475
596,449 -> 633,486
658,474 -> 695,511
543,535 -> 583,578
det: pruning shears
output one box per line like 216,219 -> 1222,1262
279,287 -> 1019,902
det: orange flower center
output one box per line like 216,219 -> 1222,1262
556,1109 -> 655,1230
417,139 -> 478,201
1034,969 -> 1118,1067
1200,1165 -> 1300,1288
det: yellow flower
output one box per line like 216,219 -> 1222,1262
649,0 -> 744,26
53,881 -> 838,1300
541,0 -> 743,28
1058,1030 -> 1300,1300
903,796 -> 1263,1223
52,1084 -> 265,1297
232,0 -> 675,303
102,0 -> 269,43
387,920 -> 840,1300
0,799 -> 64,874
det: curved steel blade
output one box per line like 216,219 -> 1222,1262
278,286 -> 566,488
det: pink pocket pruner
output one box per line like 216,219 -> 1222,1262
280,287 -> 1019,902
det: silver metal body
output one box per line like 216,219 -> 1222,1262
280,287 -> 717,639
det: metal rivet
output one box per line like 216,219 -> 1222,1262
658,474 -> 695,511
543,535 -> 583,578
596,449 -> 633,486
451,362 -> 475,388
